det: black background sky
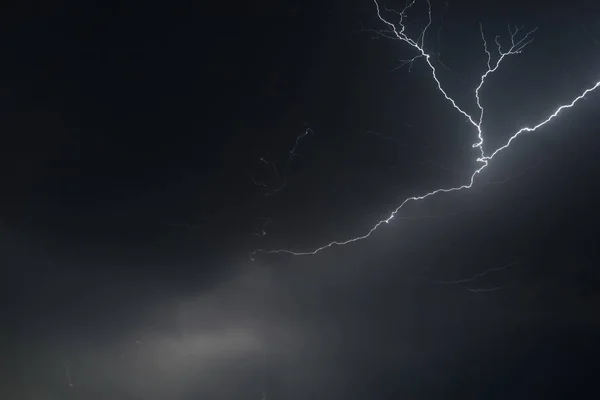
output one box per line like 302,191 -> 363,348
3,0 -> 600,398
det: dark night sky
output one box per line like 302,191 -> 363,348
3,0 -> 600,398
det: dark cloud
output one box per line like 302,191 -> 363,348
4,0 -> 600,398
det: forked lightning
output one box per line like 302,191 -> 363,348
251,0 -> 600,258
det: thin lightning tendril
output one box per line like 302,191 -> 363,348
252,127 -> 313,197
439,260 -> 520,284
250,0 -> 600,258
289,127 -> 313,161
485,159 -> 541,185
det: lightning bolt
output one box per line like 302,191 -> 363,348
250,0 -> 600,258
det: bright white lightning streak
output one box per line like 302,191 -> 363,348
483,80 -> 600,161
250,0 -> 600,258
